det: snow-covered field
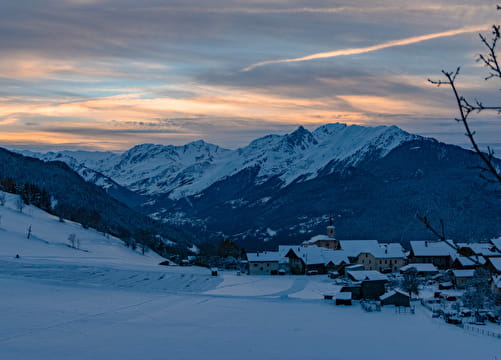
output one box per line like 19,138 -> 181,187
1,192 -> 500,359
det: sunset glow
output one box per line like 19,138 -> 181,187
0,0 -> 499,151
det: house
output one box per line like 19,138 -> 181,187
450,269 -> 475,289
356,243 -> 406,273
347,270 -> 388,300
338,240 -> 380,262
457,242 -> 501,259
380,289 -> 411,307
451,255 -> 486,270
400,263 -> 439,277
247,252 -> 281,275
302,234 -> 340,250
301,221 -> 340,250
408,240 -> 457,269
340,284 -> 362,300
485,257 -> 501,275
335,292 -> 352,305
283,246 -> 348,275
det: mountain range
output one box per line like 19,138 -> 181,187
15,123 -> 501,250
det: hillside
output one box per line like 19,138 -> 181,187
0,148 -> 192,252
0,191 -> 165,267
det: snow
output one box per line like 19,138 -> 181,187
488,257 -> 501,272
347,270 -> 388,281
19,123 -> 421,199
400,263 -> 439,273
0,192 -> 164,269
285,246 -> 349,266
490,236 -> 501,252
380,289 -> 409,300
338,240 -> 380,257
410,240 -> 457,257
247,251 -> 281,262
266,227 -> 277,237
451,269 -> 475,278
457,242 -> 500,257
188,244 -> 200,254
1,192 -> 500,359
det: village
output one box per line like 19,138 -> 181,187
197,221 -> 501,329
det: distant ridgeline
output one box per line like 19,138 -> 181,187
0,148 -> 192,255
11,123 -> 501,248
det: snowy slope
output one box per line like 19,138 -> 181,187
0,191 -> 164,268
22,123 -> 421,199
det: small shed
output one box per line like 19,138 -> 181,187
347,270 -> 389,300
211,267 -> 218,276
336,292 -> 352,305
450,269 -> 475,289
380,289 -> 411,307
340,284 -> 362,300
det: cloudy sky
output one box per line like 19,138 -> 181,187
0,0 -> 499,151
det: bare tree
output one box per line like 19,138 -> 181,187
462,268 -> 495,314
428,23 -> 501,184
68,233 -> 77,248
401,267 -> 420,298
417,16 -> 501,254
16,197 -> 24,213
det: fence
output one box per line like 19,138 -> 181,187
461,324 -> 501,340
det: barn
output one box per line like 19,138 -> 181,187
380,289 -> 411,307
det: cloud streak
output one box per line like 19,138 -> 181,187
242,25 -> 489,71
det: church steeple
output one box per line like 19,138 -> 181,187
326,216 -> 336,239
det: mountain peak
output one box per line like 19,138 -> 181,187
283,125 -> 317,149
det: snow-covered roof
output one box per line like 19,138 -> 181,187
336,292 -> 352,300
278,245 -> 294,257
347,270 -> 388,282
453,256 -> 486,266
457,242 -> 500,257
488,257 -> 501,271
301,234 -> 335,245
451,269 -> 475,278
410,240 -> 457,257
363,243 -> 405,259
400,263 -> 438,273
284,246 -> 348,266
247,251 -> 281,262
380,289 -> 409,300
338,240 -> 380,258
490,237 -> 501,252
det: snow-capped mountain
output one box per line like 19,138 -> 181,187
23,123 -> 421,199
10,123 -> 501,246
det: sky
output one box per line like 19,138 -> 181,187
0,0 -> 500,152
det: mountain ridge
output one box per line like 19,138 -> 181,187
18,123 -> 424,199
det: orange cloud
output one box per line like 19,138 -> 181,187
0,86 -> 374,149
